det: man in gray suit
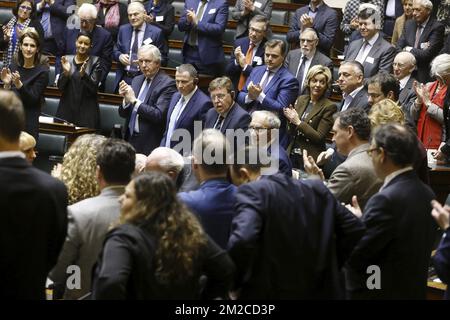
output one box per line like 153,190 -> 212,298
284,28 -> 333,96
338,61 -> 369,112
304,108 -> 382,209
230,0 -> 272,39
344,6 -> 396,78
49,139 -> 136,300
393,51 -> 417,125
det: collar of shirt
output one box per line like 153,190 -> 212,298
182,86 -> 198,104
218,103 -> 234,119
419,16 -> 430,29
380,166 -> 414,190
343,85 -> 364,99
0,151 -> 26,159
366,32 -> 379,46
309,2 -> 323,12
302,49 -> 316,60
267,65 -> 281,74
399,74 -> 411,89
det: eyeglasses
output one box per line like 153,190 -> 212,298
249,126 -> 267,131
249,27 -> 265,34
300,38 -> 315,43
80,18 -> 95,24
366,147 -> 380,156
19,5 -> 32,11
211,93 -> 228,101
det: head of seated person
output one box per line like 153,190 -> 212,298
367,72 -> 400,107
78,3 -> 98,33
19,131 -> 37,163
338,61 -> 364,96
304,64 -> 332,102
145,147 -> 185,189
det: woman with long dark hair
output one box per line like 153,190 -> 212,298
91,172 -> 235,299
56,31 -> 101,129
1,27 -> 48,140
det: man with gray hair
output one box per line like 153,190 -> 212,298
145,146 -> 185,189
393,51 -> 417,123
285,28 -> 333,95
119,44 -> 177,156
396,0 -> 445,82
344,6 -> 396,78
57,2 -> 113,88
338,61 -> 369,112
179,129 -> 237,249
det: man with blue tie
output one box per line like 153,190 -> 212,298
161,64 -> 212,153
35,0 -> 75,56
113,2 -> 166,91
118,44 -> 176,156
178,0 -> 228,76
237,39 -> 299,148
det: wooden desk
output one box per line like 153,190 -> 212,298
39,118 -> 96,146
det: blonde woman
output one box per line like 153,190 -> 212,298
53,134 -> 106,205
91,172 -> 235,299
19,131 -> 37,163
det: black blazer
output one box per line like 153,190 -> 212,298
204,103 -> 251,133
0,157 -> 68,299
119,70 -> 177,155
346,171 -> 436,299
228,174 -> 365,299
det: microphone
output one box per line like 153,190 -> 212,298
40,112 -> 75,126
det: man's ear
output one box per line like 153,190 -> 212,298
239,167 -> 251,183
387,91 -> 395,101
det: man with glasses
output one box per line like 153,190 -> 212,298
118,44 -> 176,156
226,15 -> 268,91
285,28 -> 333,96
160,64 -> 212,152
303,108 -> 382,209
287,0 -> 338,55
205,77 -> 250,135
56,3 -> 113,89
345,123 -> 435,299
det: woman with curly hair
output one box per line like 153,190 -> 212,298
53,134 -> 106,205
91,171 -> 235,299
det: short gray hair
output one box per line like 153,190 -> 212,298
138,44 -> 161,63
176,64 -> 198,79
192,129 -> 230,174
252,110 -> 281,129
78,3 -> 98,19
301,28 -> 318,40
128,1 -> 146,13
147,147 -> 184,174
413,0 -> 433,10
430,53 -> 450,78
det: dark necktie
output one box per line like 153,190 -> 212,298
296,56 -> 307,93
188,0 -> 207,46
214,115 -> 224,130
260,70 -> 273,92
414,25 -> 423,48
130,29 -> 140,72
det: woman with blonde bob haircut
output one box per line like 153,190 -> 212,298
283,65 -> 337,169
91,171 -> 235,299
19,131 -> 37,163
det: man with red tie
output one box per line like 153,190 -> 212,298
225,15 -> 268,92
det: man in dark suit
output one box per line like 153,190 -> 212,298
227,146 -> 365,299
338,61 -> 369,112
0,90 -> 68,299
230,0 -> 272,40
160,64 -> 212,153
285,28 -> 333,96
118,44 -> 177,156
396,0 -> 445,82
179,129 -> 237,249
286,0 -> 339,55
393,51 -> 417,123
383,0 -> 404,37
225,15 -> 268,91
237,39 -> 299,148
113,2 -> 166,91
344,7 -> 396,78
56,3 -> 114,88
35,0 -> 75,56
205,76 -> 251,134
345,123 -> 436,299
441,33 -> 450,54
178,0 -> 228,76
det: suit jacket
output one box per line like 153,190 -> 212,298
119,70 -> 177,155
344,34 -> 396,78
433,227 -> 450,299
57,25 -> 113,85
49,186 -> 124,300
396,18 -> 445,82
284,49 -> 334,96
340,87 -> 370,112
237,65 -> 299,147
227,174 -> 365,299
144,0 -> 175,40
441,33 -> 450,54
35,0 -> 75,53
178,0 -> 228,65
398,76 -> 417,126
230,0 -> 273,39
179,179 -> 237,249
286,4 -> 339,54
391,14 -> 407,46
288,95 -> 337,162
0,156 -> 68,299
161,88 -> 213,149
326,143 -> 382,210
113,23 -> 166,90
346,170 -> 436,299
204,103 -> 251,133
225,36 -> 266,90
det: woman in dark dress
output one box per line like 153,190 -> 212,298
1,0 -> 44,68
144,0 -> 174,67
1,27 -> 48,140
91,172 -> 235,300
95,0 -> 128,42
56,31 -> 101,129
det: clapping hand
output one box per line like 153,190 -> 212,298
345,195 -> 362,218
61,56 -> 71,75
11,71 -> 22,88
118,80 -> 136,104
2,25 -> 11,41
1,67 -> 12,85
144,13 -> 154,24
300,14 -> 313,29
302,149 -> 325,180
413,81 -> 431,106
235,46 -> 245,68
187,8 -> 198,25
283,104 -> 300,126
247,81 -> 262,100
431,200 -> 450,230
79,58 -> 89,77
119,54 -> 130,66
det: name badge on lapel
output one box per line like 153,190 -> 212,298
253,56 -> 263,65
208,8 -> 216,14
254,1 -> 262,8
143,37 -> 153,45
420,42 -> 430,49
155,16 -> 164,22
366,56 -> 375,64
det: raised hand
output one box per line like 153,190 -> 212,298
283,104 -> 300,126
61,56 -> 71,75
1,67 -> 12,85
345,195 -> 362,218
248,82 -> 262,100
79,58 -> 89,77
12,71 -> 22,88
235,46 -> 245,68
431,200 -> 450,230
302,149 -> 324,180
